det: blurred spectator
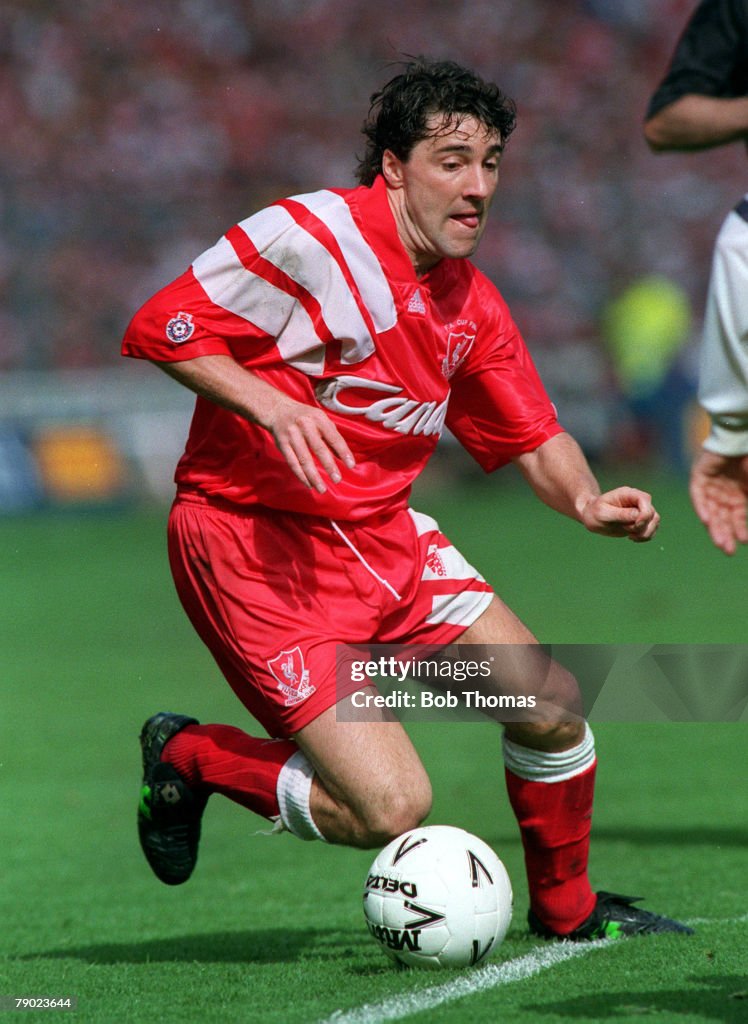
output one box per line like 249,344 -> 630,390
602,275 -> 694,468
0,0 -> 743,418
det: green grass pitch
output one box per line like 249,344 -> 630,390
1,469 -> 746,1023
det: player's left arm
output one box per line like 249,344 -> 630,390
644,93 -> 748,151
513,432 -> 660,542
689,449 -> 748,554
644,0 -> 748,151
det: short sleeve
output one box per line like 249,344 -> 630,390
647,0 -> 748,118
446,296 -> 562,473
121,266 -> 271,364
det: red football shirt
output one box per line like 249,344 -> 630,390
122,175 -> 562,520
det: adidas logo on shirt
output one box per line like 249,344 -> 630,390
407,288 -> 427,315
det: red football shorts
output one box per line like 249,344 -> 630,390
167,493 -> 494,737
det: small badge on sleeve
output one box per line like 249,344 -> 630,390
165,311 -> 195,344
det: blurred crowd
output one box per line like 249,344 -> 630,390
1,0 -> 745,405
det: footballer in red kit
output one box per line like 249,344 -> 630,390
123,175 -> 561,519
124,58 -> 692,943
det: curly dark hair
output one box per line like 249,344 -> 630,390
356,58 -> 517,186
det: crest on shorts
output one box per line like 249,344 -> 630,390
165,311 -> 195,344
267,646 -> 316,707
442,331 -> 475,379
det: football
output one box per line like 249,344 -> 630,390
362,824 -> 513,970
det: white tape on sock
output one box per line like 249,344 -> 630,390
502,723 -> 596,782
276,750 -> 326,841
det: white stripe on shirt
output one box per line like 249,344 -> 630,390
192,234 -> 325,375
192,190 -> 398,375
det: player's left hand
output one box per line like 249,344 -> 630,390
689,449 -> 748,555
579,486 -> 660,542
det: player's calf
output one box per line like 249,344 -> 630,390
313,773 -> 433,849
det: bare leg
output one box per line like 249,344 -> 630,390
294,686 -> 432,848
456,596 -> 585,749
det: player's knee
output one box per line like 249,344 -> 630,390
507,663 -> 585,751
537,664 -> 583,722
356,777 -> 432,848
506,680 -> 586,749
509,717 -> 585,752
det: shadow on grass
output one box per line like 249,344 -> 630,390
524,975 -> 748,1024
16,928 -> 369,965
469,826 -> 748,853
590,826 -> 748,849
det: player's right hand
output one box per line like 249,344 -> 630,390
158,354 -> 356,494
266,398 -> 356,494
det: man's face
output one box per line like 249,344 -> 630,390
382,114 -> 503,275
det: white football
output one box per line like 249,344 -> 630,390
363,825 -> 513,969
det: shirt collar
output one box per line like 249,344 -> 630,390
347,175 -> 463,294
348,175 -> 415,282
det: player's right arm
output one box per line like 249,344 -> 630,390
158,354 -> 355,494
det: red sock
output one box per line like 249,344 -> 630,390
162,724 -> 298,820
505,762 -> 597,934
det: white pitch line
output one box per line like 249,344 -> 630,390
685,912 -> 748,926
320,941 -> 605,1024
321,913 -> 747,1024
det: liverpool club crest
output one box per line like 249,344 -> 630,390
267,647 -> 316,706
442,331 -> 475,379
